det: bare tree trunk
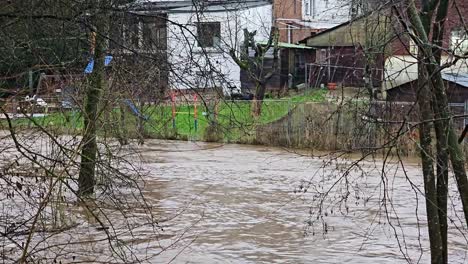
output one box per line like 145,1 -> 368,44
446,127 -> 468,223
78,11 -> 108,197
408,0 -> 468,226
137,100 -> 145,145
364,64 -> 374,100
231,27 -> 278,118
431,1 -> 450,261
119,101 -> 129,145
433,109 -> 449,263
406,2 -> 443,262
252,82 -> 266,117
417,63 -> 444,264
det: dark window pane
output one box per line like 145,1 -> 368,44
196,22 -> 221,48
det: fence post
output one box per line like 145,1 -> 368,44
194,94 -> 198,134
171,92 -> 176,129
465,100 -> 468,130
287,99 -> 292,147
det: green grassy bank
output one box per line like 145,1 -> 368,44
1,89 -> 328,143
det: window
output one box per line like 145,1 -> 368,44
109,16 -> 124,50
304,0 -> 316,18
408,30 -> 418,55
350,0 -> 362,19
111,15 -> 140,50
124,16 -> 140,49
311,0 -> 316,18
287,24 -> 293,44
196,22 -> 221,48
451,28 -> 468,56
317,49 -> 328,63
142,17 -> 167,50
409,38 -> 418,55
110,14 -> 167,52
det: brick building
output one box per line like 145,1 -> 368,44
299,1 -> 468,97
273,0 -> 359,44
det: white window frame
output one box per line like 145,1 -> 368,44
196,21 -> 221,49
311,0 -> 316,18
451,28 -> 468,56
408,30 -> 418,56
304,0 -> 310,16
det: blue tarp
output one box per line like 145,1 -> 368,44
84,55 -> 113,74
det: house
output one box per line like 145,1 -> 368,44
299,13 -> 389,90
387,72 -> 468,104
240,41 -> 315,93
299,1 -> 468,98
109,4 -> 170,100
125,0 -> 317,96
165,0 -> 273,95
109,1 -> 389,97
117,0 -> 273,96
382,1 -> 468,92
385,72 -> 468,130
274,0 -> 370,45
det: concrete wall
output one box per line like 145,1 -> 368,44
255,102 -> 418,154
167,4 -> 272,94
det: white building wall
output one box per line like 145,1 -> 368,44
167,4 -> 272,93
383,55 -> 468,90
302,0 -> 351,29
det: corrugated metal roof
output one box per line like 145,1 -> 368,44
130,0 -> 270,13
442,72 -> 468,88
130,1 -> 193,12
388,72 -> 468,90
257,41 -> 314,49
168,0 -> 270,13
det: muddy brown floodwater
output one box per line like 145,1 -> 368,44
136,140 -> 467,264
3,136 -> 466,263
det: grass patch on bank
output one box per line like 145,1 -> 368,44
2,88 -> 328,142
290,88 -> 328,103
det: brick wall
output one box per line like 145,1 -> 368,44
274,0 -> 317,43
389,1 -> 468,57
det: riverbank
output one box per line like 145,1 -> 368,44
0,89 -> 327,141
3,88 -> 466,159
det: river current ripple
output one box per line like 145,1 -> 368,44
136,140 -> 467,263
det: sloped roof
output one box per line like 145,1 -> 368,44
299,3 -> 396,47
388,72 -> 468,90
130,0 -> 270,13
301,13 -> 393,47
130,1 -> 192,11
442,72 -> 468,88
257,41 -> 314,49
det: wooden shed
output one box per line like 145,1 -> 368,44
240,42 -> 315,93
386,72 -> 468,103
299,13 -> 391,89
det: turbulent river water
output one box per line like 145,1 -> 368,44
134,140 -> 467,264
2,138 -> 467,263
